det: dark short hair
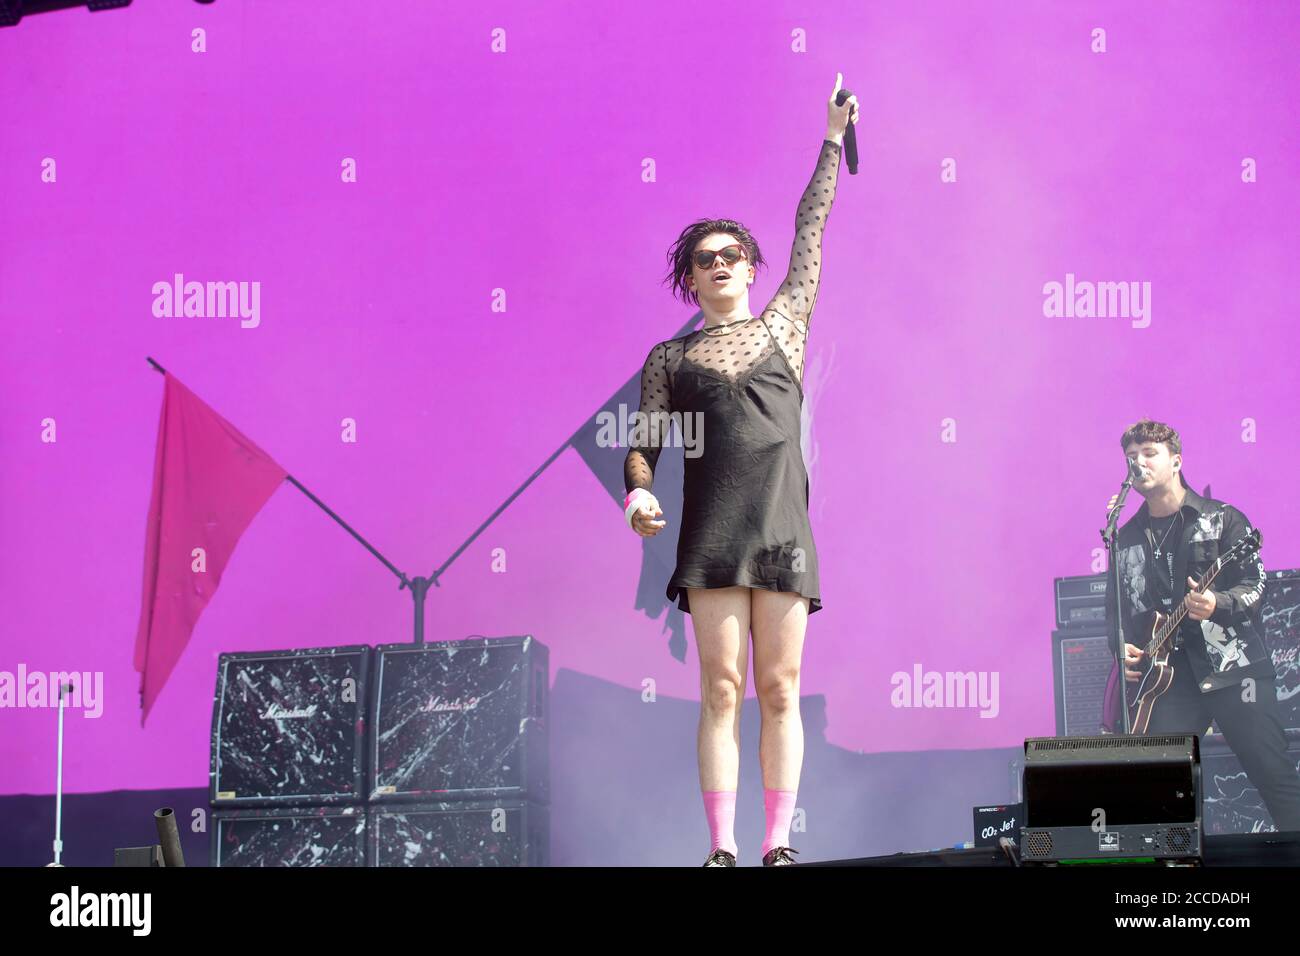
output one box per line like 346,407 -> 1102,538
1120,418 -> 1182,456
662,218 -> 768,308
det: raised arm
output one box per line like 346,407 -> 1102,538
759,138 -> 842,382
623,341 -> 672,494
761,75 -> 857,383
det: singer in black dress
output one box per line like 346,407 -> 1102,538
624,136 -> 842,616
623,74 -> 856,869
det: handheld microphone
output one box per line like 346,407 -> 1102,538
834,88 -> 859,175
1126,457 -> 1145,482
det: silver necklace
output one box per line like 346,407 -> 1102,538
1150,511 -> 1182,560
701,316 -> 752,337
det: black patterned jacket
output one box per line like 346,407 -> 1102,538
1106,485 -> 1273,694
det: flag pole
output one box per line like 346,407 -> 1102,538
145,356 -> 412,592
146,316 -> 699,643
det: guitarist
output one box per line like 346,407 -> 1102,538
1103,418 -> 1300,831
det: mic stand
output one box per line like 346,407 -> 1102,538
46,682 -> 72,867
1101,476 -> 1136,734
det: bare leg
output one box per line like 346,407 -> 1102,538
688,586 -> 751,791
750,588 -> 809,791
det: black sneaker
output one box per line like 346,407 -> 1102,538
762,846 -> 799,866
703,848 -> 736,867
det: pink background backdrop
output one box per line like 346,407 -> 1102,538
3,0 -> 1298,796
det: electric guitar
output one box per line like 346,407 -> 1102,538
1102,527 -> 1262,734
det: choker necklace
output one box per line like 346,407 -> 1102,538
701,316 -> 753,337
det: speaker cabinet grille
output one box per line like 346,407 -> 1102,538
1166,827 -> 1193,852
1025,832 -> 1052,858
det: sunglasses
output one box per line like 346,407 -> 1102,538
692,244 -> 748,270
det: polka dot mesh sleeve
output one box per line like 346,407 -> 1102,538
623,340 -> 674,494
759,138 -> 842,382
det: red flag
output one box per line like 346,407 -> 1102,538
134,373 -> 287,724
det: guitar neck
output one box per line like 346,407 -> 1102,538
1149,555 -> 1229,652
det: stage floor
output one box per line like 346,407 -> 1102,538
808,831 -> 1300,866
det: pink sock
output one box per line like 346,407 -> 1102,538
761,788 -> 797,857
702,789 -> 738,856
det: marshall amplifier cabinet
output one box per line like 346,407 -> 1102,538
1051,628 -> 1113,736
1054,573 -> 1108,629
210,645 -> 371,807
1201,729 -> 1300,834
369,635 -> 549,803
1020,734 -> 1202,864
211,805 -> 367,867
367,798 -> 549,867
